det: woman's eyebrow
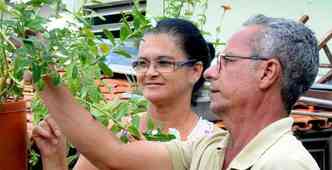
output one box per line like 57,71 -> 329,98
157,55 -> 175,60
137,55 -> 175,61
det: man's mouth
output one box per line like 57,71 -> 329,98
210,88 -> 220,93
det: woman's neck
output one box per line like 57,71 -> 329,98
145,99 -> 198,140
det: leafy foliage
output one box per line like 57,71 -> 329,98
162,0 -> 230,48
1,0 -> 230,168
4,0 -> 176,168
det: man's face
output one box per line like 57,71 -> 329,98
204,26 -> 263,116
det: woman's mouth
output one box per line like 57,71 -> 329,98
144,82 -> 164,87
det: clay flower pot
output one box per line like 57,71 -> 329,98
0,100 -> 27,170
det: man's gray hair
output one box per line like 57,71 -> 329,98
243,14 -> 319,113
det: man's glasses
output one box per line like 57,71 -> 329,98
217,53 -> 269,72
132,59 -> 198,73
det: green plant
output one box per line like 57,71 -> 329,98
0,0 -> 145,168
162,0 -> 231,48
0,0 -> 113,104
1,0 -> 174,168
1,0 -> 229,168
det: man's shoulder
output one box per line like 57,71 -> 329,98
256,133 -> 319,169
269,132 -> 312,155
163,126 -> 228,170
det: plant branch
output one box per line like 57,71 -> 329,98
76,97 -> 146,140
176,0 -> 185,18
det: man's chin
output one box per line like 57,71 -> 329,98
210,103 -> 225,116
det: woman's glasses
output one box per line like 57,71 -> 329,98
132,59 -> 198,73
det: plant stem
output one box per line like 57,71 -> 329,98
76,97 -> 125,129
176,0 -> 185,18
162,0 -> 165,16
76,97 -> 146,140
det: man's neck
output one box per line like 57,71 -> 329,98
222,96 -> 287,169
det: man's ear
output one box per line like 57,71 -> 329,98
258,58 -> 281,90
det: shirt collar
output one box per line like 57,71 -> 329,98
227,117 -> 294,170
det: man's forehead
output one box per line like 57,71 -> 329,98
224,26 -> 262,55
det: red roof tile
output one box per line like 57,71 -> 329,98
24,77 -> 332,132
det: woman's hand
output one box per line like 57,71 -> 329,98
32,115 -> 68,170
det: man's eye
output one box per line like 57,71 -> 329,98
157,60 -> 173,67
223,56 -> 235,63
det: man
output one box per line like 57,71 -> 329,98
33,15 -> 320,170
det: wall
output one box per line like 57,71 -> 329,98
64,0 -> 331,76
147,0 -> 332,76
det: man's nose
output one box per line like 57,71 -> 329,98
203,65 -> 218,81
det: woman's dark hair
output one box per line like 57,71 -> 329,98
145,18 -> 215,106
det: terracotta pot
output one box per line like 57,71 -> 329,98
0,100 -> 27,170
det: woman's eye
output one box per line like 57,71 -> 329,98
158,60 -> 173,67
137,61 -> 148,67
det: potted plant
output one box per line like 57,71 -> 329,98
0,0 -> 173,168
0,0 -> 116,168
1,0 -> 228,168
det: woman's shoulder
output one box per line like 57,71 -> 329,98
187,117 -> 220,141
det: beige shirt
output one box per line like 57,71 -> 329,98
165,117 -> 320,170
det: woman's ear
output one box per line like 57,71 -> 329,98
258,58 -> 281,90
191,62 -> 203,84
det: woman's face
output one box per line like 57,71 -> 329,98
136,33 -> 202,104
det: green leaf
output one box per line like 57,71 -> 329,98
25,16 -> 47,32
0,0 -> 7,12
82,27 -> 95,39
132,5 -> 148,29
13,55 -> 30,80
98,62 -> 113,77
131,114 -> 140,128
31,97 -> 48,124
50,71 -> 61,86
113,48 -> 132,58
127,125 -> 141,139
35,79 -> 45,91
147,114 -> 154,130
143,129 -> 176,142
31,63 -> 41,83
67,154 -> 79,167
111,102 -> 129,121
111,124 -> 122,134
103,29 -> 115,46
120,134 -> 129,143
119,22 -> 131,42
92,112 -> 108,126
87,86 -> 103,103
28,149 -> 40,166
72,65 -> 79,79
90,0 -> 103,4
80,86 -> 88,99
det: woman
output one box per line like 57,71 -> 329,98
33,18 -> 215,170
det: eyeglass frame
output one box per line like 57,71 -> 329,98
216,53 -> 269,72
131,58 -> 200,74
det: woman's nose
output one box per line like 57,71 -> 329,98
145,63 -> 159,76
